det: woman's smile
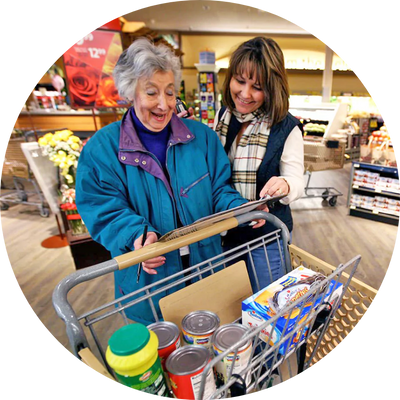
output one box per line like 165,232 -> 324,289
229,69 -> 265,114
134,71 -> 176,131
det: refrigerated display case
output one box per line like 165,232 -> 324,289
289,102 -> 348,140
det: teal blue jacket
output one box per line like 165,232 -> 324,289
76,110 -> 247,324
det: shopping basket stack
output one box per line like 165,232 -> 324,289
53,211 -> 375,398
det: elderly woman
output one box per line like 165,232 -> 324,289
75,38 -> 264,325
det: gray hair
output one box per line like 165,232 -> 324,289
113,37 -> 182,102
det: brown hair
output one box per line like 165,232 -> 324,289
222,37 -> 289,127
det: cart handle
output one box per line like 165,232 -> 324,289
114,211 -> 291,272
53,210 -> 290,356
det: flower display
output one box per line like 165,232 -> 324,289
38,129 -> 82,185
39,131 -> 87,236
60,194 -> 88,235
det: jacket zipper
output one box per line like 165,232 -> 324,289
165,142 -> 190,278
180,172 -> 210,196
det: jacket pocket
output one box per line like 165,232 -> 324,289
180,172 -> 210,197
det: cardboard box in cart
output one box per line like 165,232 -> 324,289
242,266 -> 343,354
160,260 -> 253,332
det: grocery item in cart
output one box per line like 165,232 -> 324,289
166,345 -> 216,399
212,323 -> 252,389
242,266 -> 343,354
148,321 -> 181,369
105,324 -> 168,396
182,310 -> 220,351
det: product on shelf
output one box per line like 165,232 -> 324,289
303,122 -> 327,135
349,162 -> 400,222
369,124 -> 391,146
360,124 -> 396,166
350,194 -> 400,216
352,169 -> 400,193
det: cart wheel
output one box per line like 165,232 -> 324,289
1,202 -> 9,211
40,207 -> 50,218
322,189 -> 329,200
328,197 -> 337,207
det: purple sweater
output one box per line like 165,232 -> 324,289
131,108 -> 170,169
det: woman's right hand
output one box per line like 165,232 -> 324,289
134,231 -> 166,275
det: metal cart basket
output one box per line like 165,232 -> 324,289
1,130 -> 49,217
303,139 -> 346,206
53,211 -> 375,398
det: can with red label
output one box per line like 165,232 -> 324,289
182,310 -> 220,351
148,321 -> 181,369
166,345 -> 216,399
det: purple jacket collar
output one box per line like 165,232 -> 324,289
118,108 -> 195,198
119,108 -> 195,151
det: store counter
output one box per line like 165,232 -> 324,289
66,230 -> 111,270
15,109 -> 124,136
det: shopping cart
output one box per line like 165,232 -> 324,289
1,129 -> 50,217
302,139 -> 346,206
53,211 -> 375,398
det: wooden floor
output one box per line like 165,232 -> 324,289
1,163 -> 397,356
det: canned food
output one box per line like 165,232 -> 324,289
166,345 -> 216,399
148,321 -> 181,369
182,310 -> 220,350
212,324 -> 252,388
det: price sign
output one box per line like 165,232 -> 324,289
63,30 -> 128,108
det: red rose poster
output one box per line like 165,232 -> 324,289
63,30 -> 128,108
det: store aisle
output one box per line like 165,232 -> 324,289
1,201 -> 114,350
1,163 -> 397,355
291,163 -> 397,290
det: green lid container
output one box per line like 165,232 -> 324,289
106,323 -> 168,396
108,324 -> 150,356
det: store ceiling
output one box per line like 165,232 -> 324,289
122,1 -> 309,35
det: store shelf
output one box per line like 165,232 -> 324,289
351,184 -> 400,199
353,162 -> 398,175
348,161 -> 400,225
349,207 -> 399,226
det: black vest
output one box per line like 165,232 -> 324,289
218,107 -> 302,246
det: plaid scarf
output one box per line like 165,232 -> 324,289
215,108 -> 270,200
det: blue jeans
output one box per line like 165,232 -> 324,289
224,233 -> 291,294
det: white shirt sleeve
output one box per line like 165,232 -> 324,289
278,125 -> 305,204
214,110 -> 304,205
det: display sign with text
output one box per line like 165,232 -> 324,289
63,30 -> 128,109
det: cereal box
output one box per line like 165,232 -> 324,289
242,266 -> 343,354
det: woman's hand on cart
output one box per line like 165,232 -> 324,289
134,231 -> 165,275
251,203 -> 269,228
